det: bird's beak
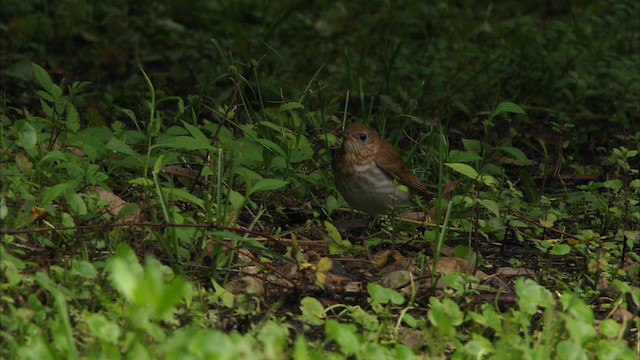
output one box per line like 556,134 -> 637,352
339,130 -> 352,140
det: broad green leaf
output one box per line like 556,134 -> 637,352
153,155 -> 164,174
480,175 -> 498,187
478,198 -> 500,217
462,138 -> 482,154
603,179 -> 622,191
500,146 -> 529,162
66,192 -> 87,215
562,315 -> 597,345
515,278 -> 554,316
368,283 -> 405,305
65,102 -> 80,133
599,319 -> 621,338
279,101 -> 305,111
228,190 -> 245,213
88,314 -> 121,344
539,213 -> 557,228
490,101 -> 526,119
155,135 -> 213,150
37,89 -> 55,102
40,150 -> 67,164
163,188 -> 205,209
73,260 -> 97,279
106,137 -> 138,157
445,162 -> 478,179
248,179 -> 288,195
300,297 -> 326,326
448,150 -> 483,163
14,120 -> 38,153
561,293 -> 594,323
108,258 -> 139,300
182,121 -> 211,146
428,297 -> 464,336
129,177 -> 154,186
326,320 -> 359,355
235,167 -> 264,183
0,196 -> 7,220
32,63 -> 62,98
254,138 -> 286,157
550,243 -> 571,255
326,195 -> 338,214
324,221 -> 353,255
234,137 -> 264,164
465,334 -> 495,357
42,183 -> 71,204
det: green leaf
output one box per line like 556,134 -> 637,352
153,155 -> 164,174
561,293 -> 594,324
478,198 -> 500,217
515,278 -> 554,316
367,283 -> 405,305
539,213 -> 557,228
129,177 -> 154,186
163,188 -> 205,209
563,314 -> 597,345
490,101 -> 526,119
556,340 -> 587,360
448,150 -> 483,163
155,135 -> 213,150
428,297 -> 464,336
73,261 -> 97,279
234,137 -> 264,164
108,258 -> 139,301
254,138 -> 286,157
0,196 -> 7,220
87,313 -> 121,345
324,221 -> 353,255
279,101 -> 305,111
42,183 -> 71,204
464,334 -> 495,358
106,137 -> 138,157
300,297 -> 326,326
66,192 -> 87,215
14,120 -> 38,153
228,190 -> 246,213
461,138 -> 482,154
326,320 -> 359,355
65,102 -> 80,133
182,121 -> 212,146
500,146 -> 534,166
247,178 -> 288,196
445,162 -> 478,179
550,243 -> 571,255
480,175 -> 498,187
326,195 -> 338,214
32,63 -> 62,98
40,150 -> 67,164
603,179 -> 623,191
235,167 -> 264,183
599,319 -> 621,338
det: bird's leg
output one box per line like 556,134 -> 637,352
364,215 -> 377,263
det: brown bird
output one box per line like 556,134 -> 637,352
332,123 -> 428,215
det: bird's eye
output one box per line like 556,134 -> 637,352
359,133 -> 368,141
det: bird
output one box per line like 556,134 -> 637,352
332,123 -> 429,216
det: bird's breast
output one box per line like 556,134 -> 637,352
334,161 -> 411,215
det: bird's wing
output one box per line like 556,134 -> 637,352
375,142 -> 428,195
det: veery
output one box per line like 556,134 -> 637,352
332,123 -> 428,215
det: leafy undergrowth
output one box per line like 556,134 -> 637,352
2,1 -> 639,359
